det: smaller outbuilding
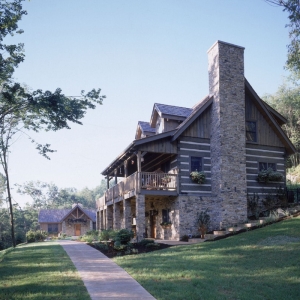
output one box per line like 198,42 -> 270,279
38,203 -> 96,236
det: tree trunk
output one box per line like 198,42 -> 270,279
3,153 -> 16,247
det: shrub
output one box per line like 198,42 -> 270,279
180,235 -> 189,242
94,243 -> 109,251
99,229 -> 111,241
145,243 -> 160,250
80,235 -> 94,243
26,230 -> 47,243
85,230 -> 99,236
117,229 -> 134,244
138,239 -> 154,247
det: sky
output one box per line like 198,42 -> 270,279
4,0 -> 290,207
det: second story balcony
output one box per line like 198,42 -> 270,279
97,171 -> 178,208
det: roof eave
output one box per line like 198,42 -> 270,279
101,141 -> 136,176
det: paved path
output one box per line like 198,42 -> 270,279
57,240 -> 156,300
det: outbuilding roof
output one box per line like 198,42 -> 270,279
38,205 -> 96,223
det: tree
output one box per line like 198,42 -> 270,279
16,180 -> 113,211
263,77 -> 300,167
0,1 -> 105,247
265,0 -> 300,73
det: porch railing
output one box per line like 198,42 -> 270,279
96,171 -> 178,208
140,172 -> 177,190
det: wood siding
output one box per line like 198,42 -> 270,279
245,92 -> 283,147
246,144 -> 286,195
177,136 -> 211,194
137,137 -> 177,154
181,106 -> 211,138
163,119 -> 181,132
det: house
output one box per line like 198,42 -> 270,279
96,40 -> 296,241
38,203 -> 96,236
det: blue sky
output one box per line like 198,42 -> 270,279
6,0 -> 290,206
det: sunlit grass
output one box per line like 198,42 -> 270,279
0,242 -> 90,300
114,217 -> 300,300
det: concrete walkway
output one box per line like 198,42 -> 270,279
57,240 -> 155,300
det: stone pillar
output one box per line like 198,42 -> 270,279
136,195 -> 145,242
106,205 -> 113,229
90,220 -> 93,230
103,209 -> 106,230
208,40 -> 247,227
123,198 -> 132,230
113,202 -> 121,229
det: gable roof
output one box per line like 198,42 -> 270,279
138,121 -> 156,133
150,103 -> 193,127
102,79 -> 296,176
38,205 -> 96,223
155,103 -> 193,118
245,79 -> 296,155
172,95 -> 213,141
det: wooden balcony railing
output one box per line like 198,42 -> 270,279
140,172 -> 177,190
96,171 -> 177,208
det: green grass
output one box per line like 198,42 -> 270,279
0,242 -> 90,300
114,217 -> 300,300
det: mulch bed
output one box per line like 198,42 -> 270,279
88,242 -> 173,258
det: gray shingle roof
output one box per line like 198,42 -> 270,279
138,121 -> 155,133
154,103 -> 193,118
38,206 -> 96,223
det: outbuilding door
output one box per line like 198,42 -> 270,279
75,224 -> 81,236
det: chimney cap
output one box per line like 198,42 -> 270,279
207,40 -> 245,53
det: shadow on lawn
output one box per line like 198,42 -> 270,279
114,218 -> 300,300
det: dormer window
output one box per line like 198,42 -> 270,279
246,121 -> 257,142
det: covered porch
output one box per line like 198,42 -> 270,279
97,194 -> 179,241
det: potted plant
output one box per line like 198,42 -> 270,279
190,171 -> 206,184
196,209 -> 210,239
257,168 -> 284,183
160,221 -> 172,229
161,175 -> 171,184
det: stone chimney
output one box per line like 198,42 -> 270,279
208,41 -> 247,227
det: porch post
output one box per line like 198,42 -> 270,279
124,160 -> 128,178
137,151 -> 141,192
106,176 -> 109,189
113,202 -> 121,229
123,198 -> 131,230
90,220 -> 93,230
114,169 -> 118,185
136,194 -> 145,242
103,209 -> 106,230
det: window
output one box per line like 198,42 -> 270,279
191,156 -> 203,172
246,121 -> 257,142
48,223 -> 58,233
259,162 -> 276,171
162,209 -> 170,223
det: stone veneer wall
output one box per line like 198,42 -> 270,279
208,40 -> 247,227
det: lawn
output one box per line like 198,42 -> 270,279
0,242 -> 90,300
114,217 -> 300,300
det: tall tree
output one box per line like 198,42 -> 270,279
0,1 -> 105,247
263,77 -> 300,167
265,0 -> 300,73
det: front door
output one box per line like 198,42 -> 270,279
75,224 -> 81,236
150,215 -> 156,238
